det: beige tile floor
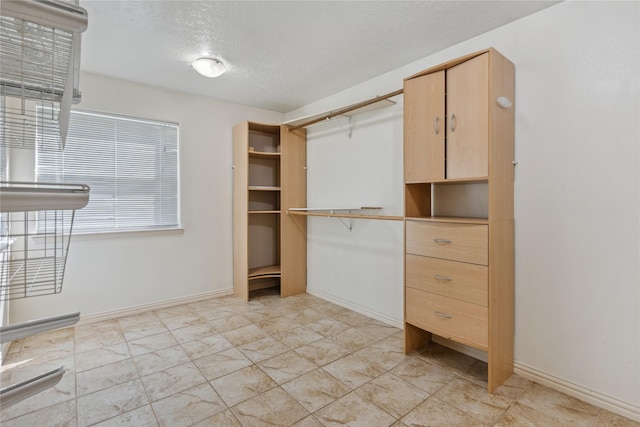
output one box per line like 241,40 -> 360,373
1,289 -> 638,427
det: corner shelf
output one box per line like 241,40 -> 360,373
234,121 -> 306,301
248,264 -> 281,280
249,151 -> 281,159
248,210 -> 281,214
248,186 -> 281,191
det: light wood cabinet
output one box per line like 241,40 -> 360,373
233,122 -> 307,301
403,48 -> 515,393
446,53 -> 489,179
404,70 -> 444,182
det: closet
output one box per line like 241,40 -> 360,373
403,48 -> 515,393
232,122 -> 307,301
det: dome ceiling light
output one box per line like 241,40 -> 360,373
191,57 -> 227,78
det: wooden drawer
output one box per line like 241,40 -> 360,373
406,221 -> 488,265
405,287 -> 488,350
405,254 -> 487,306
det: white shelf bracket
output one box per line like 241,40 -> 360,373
341,116 -> 353,139
337,216 -> 353,231
327,210 -> 353,231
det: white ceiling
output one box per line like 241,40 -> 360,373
79,1 -> 558,113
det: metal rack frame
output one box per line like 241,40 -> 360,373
0,0 -> 89,408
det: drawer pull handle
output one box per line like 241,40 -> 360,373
433,239 -> 452,244
434,311 -> 452,319
434,275 -> 452,281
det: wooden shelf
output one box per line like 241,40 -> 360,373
249,151 -> 280,159
248,186 -> 281,191
288,208 -> 403,221
405,216 -> 489,225
234,120 -> 307,301
248,210 -> 281,214
405,177 -> 489,185
248,265 -> 281,280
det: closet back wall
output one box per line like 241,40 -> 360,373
9,72 -> 283,323
305,105 -> 405,325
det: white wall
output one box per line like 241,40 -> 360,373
304,106 -> 405,325
287,0 -> 639,416
9,72 -> 283,322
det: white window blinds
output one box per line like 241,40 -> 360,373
36,109 -> 180,233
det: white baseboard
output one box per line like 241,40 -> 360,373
76,288 -> 234,326
306,288 -> 639,423
514,362 -> 640,423
306,287 -> 403,329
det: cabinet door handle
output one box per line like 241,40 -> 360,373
434,116 -> 439,135
434,311 -> 452,319
433,239 -> 452,244
450,113 -> 456,132
434,275 -> 452,281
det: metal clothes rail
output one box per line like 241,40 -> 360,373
286,89 -> 403,131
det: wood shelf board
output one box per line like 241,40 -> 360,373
249,151 -> 281,159
405,216 -> 489,225
287,210 -> 403,221
248,265 -> 281,279
405,177 -> 489,185
248,186 -> 281,191
248,210 -> 281,214
248,122 -> 280,135
288,207 -> 381,212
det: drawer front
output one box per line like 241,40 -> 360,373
406,221 -> 488,265
406,287 -> 488,350
406,254 -> 488,306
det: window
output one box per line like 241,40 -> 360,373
36,110 -> 180,233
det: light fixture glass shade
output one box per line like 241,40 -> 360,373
191,57 -> 227,78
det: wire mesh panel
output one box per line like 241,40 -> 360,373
0,0 -> 88,149
0,181 -> 89,301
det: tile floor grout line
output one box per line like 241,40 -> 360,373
1,290 -> 634,427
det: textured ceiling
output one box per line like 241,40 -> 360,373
79,1 -> 559,113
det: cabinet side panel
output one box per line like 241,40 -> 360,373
487,50 -> 515,392
280,126 -> 307,297
488,50 -> 516,221
233,122 -> 249,301
488,219 -> 514,392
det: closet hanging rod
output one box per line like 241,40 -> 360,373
287,88 -> 403,131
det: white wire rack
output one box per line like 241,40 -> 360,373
0,0 -> 88,149
0,0 -> 89,408
0,181 -> 89,301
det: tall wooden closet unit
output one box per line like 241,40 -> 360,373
403,48 -> 515,393
233,122 -> 307,301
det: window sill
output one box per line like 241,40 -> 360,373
69,227 -> 185,240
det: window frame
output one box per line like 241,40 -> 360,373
35,108 -> 182,235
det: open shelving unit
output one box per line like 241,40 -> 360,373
233,121 -> 307,300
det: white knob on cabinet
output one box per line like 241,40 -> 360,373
496,96 -> 513,109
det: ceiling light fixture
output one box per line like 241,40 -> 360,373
191,57 -> 227,78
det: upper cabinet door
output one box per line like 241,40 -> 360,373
446,53 -> 489,179
404,70 -> 445,182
